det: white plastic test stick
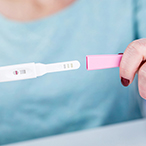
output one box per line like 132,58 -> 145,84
0,60 -> 80,82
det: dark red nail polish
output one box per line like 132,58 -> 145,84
121,77 -> 130,87
118,53 -> 123,55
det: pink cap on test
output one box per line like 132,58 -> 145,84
86,54 -> 123,70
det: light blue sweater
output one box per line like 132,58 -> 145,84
0,0 -> 142,145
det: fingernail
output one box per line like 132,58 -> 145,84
118,53 -> 123,55
121,77 -> 130,87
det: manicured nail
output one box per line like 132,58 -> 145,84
118,53 -> 123,55
121,77 -> 130,87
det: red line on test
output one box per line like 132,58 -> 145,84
15,71 -> 18,75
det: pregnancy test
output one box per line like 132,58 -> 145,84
86,54 -> 123,70
0,60 -> 80,82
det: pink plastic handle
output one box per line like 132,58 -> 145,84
86,54 -> 123,70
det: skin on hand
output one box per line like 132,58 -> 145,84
120,38 -> 146,99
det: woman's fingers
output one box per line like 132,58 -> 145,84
138,62 -> 146,99
120,39 -> 146,88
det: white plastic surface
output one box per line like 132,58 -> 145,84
46,60 -> 80,73
6,119 -> 146,146
0,63 -> 37,82
0,61 -> 80,82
